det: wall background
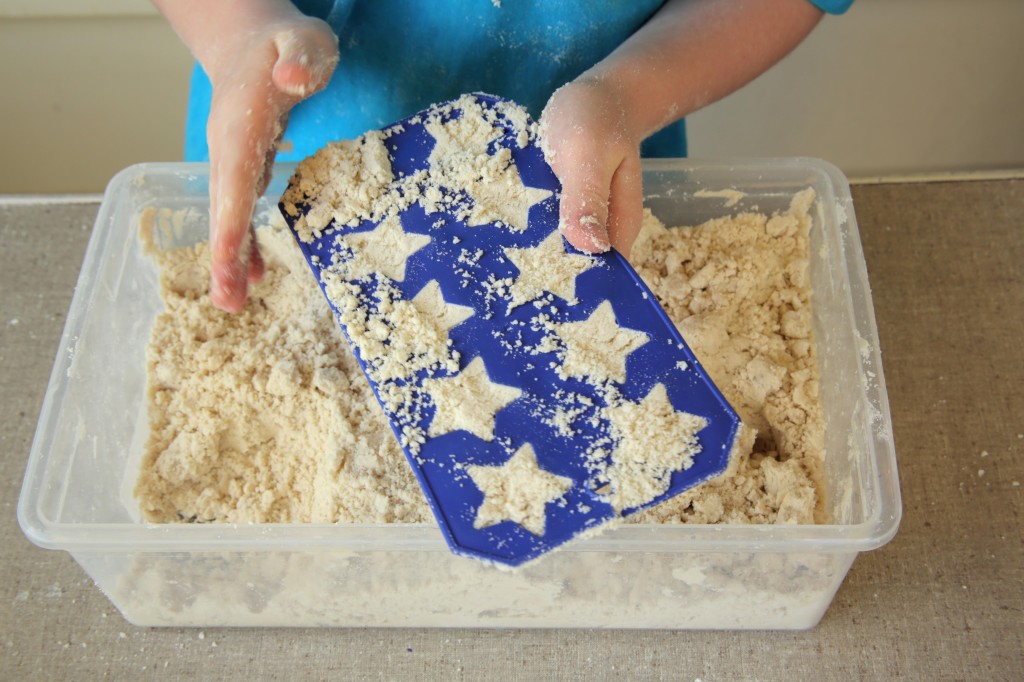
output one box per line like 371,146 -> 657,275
1,0 -> 1022,193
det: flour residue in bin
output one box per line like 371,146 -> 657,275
135,212 -> 430,524
139,118 -> 823,527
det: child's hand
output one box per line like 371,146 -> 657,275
205,19 -> 337,311
540,79 -> 644,260
155,1 -> 339,312
539,0 -> 823,262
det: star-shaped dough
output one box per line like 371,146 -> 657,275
503,230 -> 596,311
337,214 -> 431,282
424,99 -> 551,233
601,384 -> 709,512
421,357 -> 522,441
467,443 -> 573,536
410,280 -> 474,334
425,99 -> 500,165
553,301 -> 650,384
465,158 -> 552,233
373,280 -> 473,368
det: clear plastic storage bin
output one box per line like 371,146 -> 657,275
18,159 -> 900,629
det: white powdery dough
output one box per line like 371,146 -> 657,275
335,213 -> 431,282
467,443 -> 573,536
410,280 -> 474,333
135,219 -> 431,524
321,274 -> 457,383
319,270 -> 461,451
633,190 -> 826,524
551,300 -> 650,384
425,101 -> 498,159
282,94 -> 551,239
424,95 -> 550,231
502,230 -> 597,311
461,147 -> 552,232
282,130 -> 394,242
601,384 -> 709,512
421,357 -> 522,441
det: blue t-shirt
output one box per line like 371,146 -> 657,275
184,0 -> 853,162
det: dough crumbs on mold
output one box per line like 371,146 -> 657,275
550,301 -> 650,384
335,213 -> 431,283
467,443 -> 572,536
282,130 -> 394,242
424,96 -> 551,232
502,230 -> 597,312
421,357 -> 522,441
601,384 -> 709,512
410,280 -> 474,334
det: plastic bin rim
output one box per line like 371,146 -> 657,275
18,518 -> 901,554
98,156 -> 857,187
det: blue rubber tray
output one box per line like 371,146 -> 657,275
281,94 -> 742,567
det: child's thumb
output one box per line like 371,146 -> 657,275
556,161 -> 613,254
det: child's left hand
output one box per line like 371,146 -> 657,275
540,79 -> 644,260
539,0 -> 824,262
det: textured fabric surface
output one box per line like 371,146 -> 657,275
1,177 -> 1021,680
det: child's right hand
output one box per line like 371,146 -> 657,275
204,17 -> 338,312
155,1 -> 339,312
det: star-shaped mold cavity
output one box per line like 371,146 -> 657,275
467,443 -> 573,536
552,301 -> 650,384
503,230 -> 597,311
601,384 -> 709,512
425,97 -> 501,166
423,99 -> 551,233
463,149 -> 552,232
421,356 -> 522,441
410,280 -> 474,335
336,213 -> 431,282
356,279 -> 472,376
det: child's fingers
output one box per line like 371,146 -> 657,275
606,153 -> 643,260
540,79 -> 639,255
555,152 -> 614,254
256,110 -> 290,199
208,190 -> 257,313
204,20 -> 337,313
246,114 -> 288,290
207,79 -> 281,312
541,112 -> 616,253
247,226 -> 265,285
